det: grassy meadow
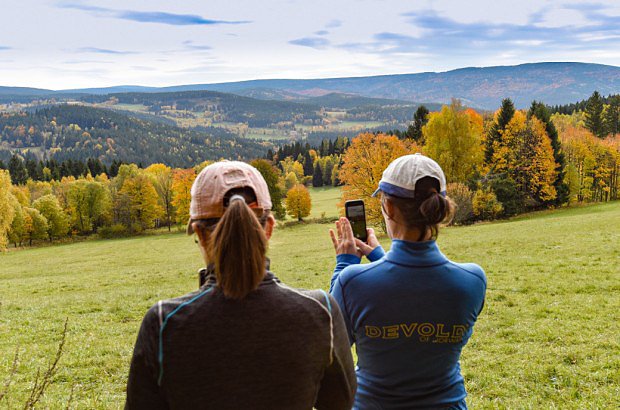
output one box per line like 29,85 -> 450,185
0,191 -> 619,408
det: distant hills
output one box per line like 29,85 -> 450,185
0,105 -> 267,167
2,62 -> 618,109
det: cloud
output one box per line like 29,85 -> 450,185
289,37 -> 330,49
58,3 -> 251,26
0,46 -> 11,51
76,47 -> 137,55
183,40 -> 212,51
334,5 -> 620,58
314,30 -> 329,36
325,19 -> 342,29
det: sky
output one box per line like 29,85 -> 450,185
1,0 -> 620,89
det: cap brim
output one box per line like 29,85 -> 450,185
186,218 -> 194,235
371,187 -> 381,197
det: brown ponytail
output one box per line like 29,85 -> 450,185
384,177 -> 455,241
209,189 -> 268,299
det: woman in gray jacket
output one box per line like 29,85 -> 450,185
126,161 -> 356,410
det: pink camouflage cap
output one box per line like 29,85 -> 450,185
187,161 -> 272,234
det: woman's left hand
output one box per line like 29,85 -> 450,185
329,217 -> 362,257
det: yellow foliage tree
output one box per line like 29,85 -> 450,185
498,112 -> 557,203
423,101 -> 483,183
339,133 -> 415,227
145,164 -> 175,231
120,174 -> 163,231
285,184 -> 312,221
171,169 -> 196,225
1,170 -> 17,250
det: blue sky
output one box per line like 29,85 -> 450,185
1,0 -> 620,89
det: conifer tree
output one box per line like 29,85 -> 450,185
603,95 -> 620,137
585,91 -> 605,138
8,155 -> 28,185
485,99 -> 515,166
313,163 -> 323,187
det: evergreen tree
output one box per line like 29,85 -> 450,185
485,99 -> 515,166
312,163 -> 323,187
406,105 -> 429,142
528,101 -> 569,205
585,91 -> 605,138
303,152 -> 314,176
604,95 -> 620,137
8,155 -> 28,185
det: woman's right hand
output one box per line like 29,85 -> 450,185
355,228 -> 380,257
329,217 -> 361,257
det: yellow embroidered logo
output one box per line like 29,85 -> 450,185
364,323 -> 469,343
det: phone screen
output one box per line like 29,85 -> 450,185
346,201 -> 368,242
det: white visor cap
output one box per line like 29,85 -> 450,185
372,153 -> 447,198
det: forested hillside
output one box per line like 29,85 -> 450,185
0,105 -> 268,167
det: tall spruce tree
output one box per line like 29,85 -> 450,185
312,163 -> 323,187
585,91 -> 605,138
8,155 -> 28,185
485,98 -> 515,166
528,101 -> 569,205
604,95 -> 620,137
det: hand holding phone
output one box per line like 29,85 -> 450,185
345,200 -> 368,242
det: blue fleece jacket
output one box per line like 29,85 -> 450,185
330,240 -> 486,409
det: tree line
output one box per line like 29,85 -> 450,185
1,96 -> 618,250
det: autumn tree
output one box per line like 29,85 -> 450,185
7,201 -> 26,247
423,101 -> 483,183
285,184 -> 312,221
120,173 -> 163,232
67,179 -> 111,234
171,168 -> 196,226
339,133 -> 413,228
145,164 -> 175,231
485,98 -> 515,166
529,101 -> 569,205
498,112 -> 557,204
284,172 -> 298,191
33,194 -> 69,241
585,91 -> 605,138
0,170 -> 16,250
250,159 -> 285,219
24,207 -> 48,245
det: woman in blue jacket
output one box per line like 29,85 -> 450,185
329,153 -> 486,409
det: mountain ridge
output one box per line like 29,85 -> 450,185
2,62 -> 620,109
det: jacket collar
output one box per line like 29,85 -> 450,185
384,239 -> 449,267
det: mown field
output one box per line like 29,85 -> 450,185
0,193 -> 619,408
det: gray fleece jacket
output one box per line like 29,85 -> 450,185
125,270 -> 356,410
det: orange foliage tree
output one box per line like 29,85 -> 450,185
339,133 -> 417,228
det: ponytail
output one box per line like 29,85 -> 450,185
210,193 -> 268,299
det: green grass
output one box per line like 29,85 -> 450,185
1,202 -> 619,408
308,186 -> 342,219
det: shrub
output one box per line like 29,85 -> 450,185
473,188 -> 503,220
447,182 -> 474,225
98,224 -> 130,239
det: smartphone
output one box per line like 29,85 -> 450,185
345,200 -> 368,242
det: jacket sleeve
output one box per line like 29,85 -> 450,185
125,305 -> 168,410
315,294 -> 357,410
